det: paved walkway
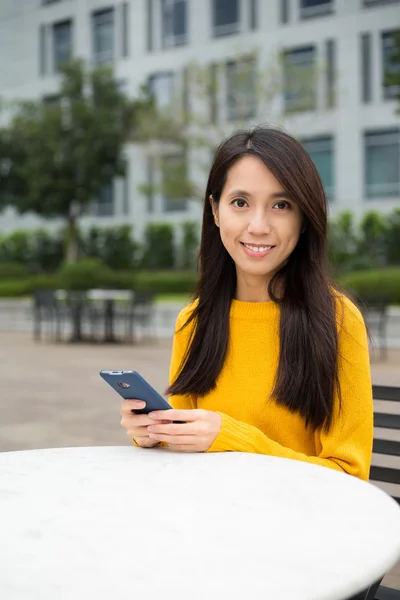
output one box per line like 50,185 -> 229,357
1,332 -> 399,590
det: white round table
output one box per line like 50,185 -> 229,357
1,447 -> 400,600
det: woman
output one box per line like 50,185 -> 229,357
120,126 -> 373,482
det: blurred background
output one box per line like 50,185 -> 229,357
0,0 -> 400,590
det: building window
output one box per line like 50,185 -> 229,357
249,0 -> 257,30
148,72 -> 175,112
363,0 -> 400,7
94,182 -> 114,216
147,0 -> 154,51
283,46 -> 317,112
42,0 -> 61,4
326,39 -> 336,108
299,0 -> 333,19
162,0 -> 187,48
121,3 -> 129,57
92,8 -> 114,65
361,33 -> 372,103
43,94 -> 61,106
39,24 -> 48,75
53,20 -> 72,72
382,30 -> 400,100
280,0 -> 290,24
301,137 -> 334,200
212,0 -> 239,38
365,130 -> 400,198
226,57 -> 256,121
162,154 -> 188,212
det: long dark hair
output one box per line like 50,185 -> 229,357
167,126 -> 342,432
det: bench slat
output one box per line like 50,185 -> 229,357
375,413 -> 400,430
370,465 -> 400,485
373,439 -> 400,457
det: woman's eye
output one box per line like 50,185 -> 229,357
274,200 -> 291,210
232,198 -> 248,208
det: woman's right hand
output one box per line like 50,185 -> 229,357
120,400 -> 169,448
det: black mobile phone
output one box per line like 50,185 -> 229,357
100,370 -> 172,414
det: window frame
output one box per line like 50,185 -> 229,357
52,19 -> 73,73
212,0 -> 240,38
92,7 -> 115,66
301,136 -> 335,201
364,129 -> 400,199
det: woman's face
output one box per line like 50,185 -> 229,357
212,155 -> 303,292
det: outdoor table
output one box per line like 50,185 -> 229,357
56,289 -> 132,342
1,446 -> 400,600
87,289 -> 132,342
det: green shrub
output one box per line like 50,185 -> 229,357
140,223 -> 175,270
0,262 -> 27,279
387,209 -> 400,265
132,270 -> 197,294
57,258 -> 114,290
0,274 -> 58,297
180,221 -> 199,269
80,225 -> 139,270
338,268 -> 400,304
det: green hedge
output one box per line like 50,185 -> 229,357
0,267 -> 197,297
338,267 -> 400,304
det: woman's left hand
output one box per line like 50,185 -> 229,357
147,409 -> 222,452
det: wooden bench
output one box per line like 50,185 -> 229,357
370,385 -> 400,599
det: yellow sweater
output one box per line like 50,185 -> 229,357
168,295 -> 373,481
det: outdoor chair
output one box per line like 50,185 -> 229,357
32,289 -> 69,342
114,290 -> 156,343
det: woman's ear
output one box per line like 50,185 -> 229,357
209,194 -> 219,227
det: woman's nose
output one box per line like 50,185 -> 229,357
247,214 -> 271,235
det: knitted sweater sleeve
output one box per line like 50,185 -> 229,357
207,299 -> 374,481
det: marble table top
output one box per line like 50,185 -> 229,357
1,446 -> 400,600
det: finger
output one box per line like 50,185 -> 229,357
148,433 -> 196,445
149,409 -> 199,422
120,414 -> 154,429
120,400 -> 146,416
133,437 -> 159,448
147,423 -> 194,436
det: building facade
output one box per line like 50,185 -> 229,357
0,0 -> 399,238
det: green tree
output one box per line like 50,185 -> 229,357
357,211 -> 388,268
0,59 -> 150,262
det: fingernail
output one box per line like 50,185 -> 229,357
135,401 -> 146,409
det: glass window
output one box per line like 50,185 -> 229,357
249,0 -> 257,30
363,0 -> 400,7
92,9 -> 114,65
326,39 -> 336,108
301,137 -> 334,200
212,0 -> 239,37
162,0 -> 187,48
122,3 -> 129,57
148,72 -> 175,112
39,24 -> 47,76
361,33 -> 372,103
300,0 -> 333,19
284,46 -> 317,112
226,58 -> 256,121
95,183 -> 114,216
365,130 -> 400,198
381,30 -> 400,100
147,0 -> 154,51
280,0 -> 290,24
53,20 -> 72,72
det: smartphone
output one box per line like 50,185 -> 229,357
100,370 -> 172,415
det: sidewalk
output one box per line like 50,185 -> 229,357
1,331 -> 399,590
